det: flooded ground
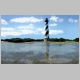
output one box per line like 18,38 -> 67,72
1,41 -> 79,64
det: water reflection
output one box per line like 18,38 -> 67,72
45,41 -> 50,63
1,41 -> 79,64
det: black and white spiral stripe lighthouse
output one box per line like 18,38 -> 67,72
44,18 -> 49,42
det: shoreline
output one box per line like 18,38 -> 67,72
1,41 -> 79,44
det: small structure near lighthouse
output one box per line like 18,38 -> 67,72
44,18 -> 49,42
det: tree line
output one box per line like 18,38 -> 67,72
1,38 -> 79,43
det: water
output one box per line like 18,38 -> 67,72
1,41 -> 79,64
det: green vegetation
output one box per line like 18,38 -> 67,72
74,38 -> 79,42
1,37 -> 79,43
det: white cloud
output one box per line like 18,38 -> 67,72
19,29 -> 40,35
68,18 -> 74,22
41,31 -> 45,34
68,18 -> 78,23
37,28 -> 46,34
74,20 -> 78,22
41,30 -> 63,35
10,17 -> 43,23
20,29 -> 34,34
1,25 -> 40,37
1,28 -> 36,37
50,16 -> 64,22
1,29 -> 63,37
1,24 -> 37,36
37,28 -> 44,31
1,29 -> 36,37
1,19 -> 8,25
50,16 -> 59,22
1,31 -> 22,37
18,24 -> 34,29
17,24 -> 40,34
1,27 -> 15,31
49,23 -> 58,26
49,30 -> 63,34
1,23 -> 63,37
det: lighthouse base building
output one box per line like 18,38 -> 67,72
44,37 -> 49,42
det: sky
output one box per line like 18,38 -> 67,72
1,15 -> 79,39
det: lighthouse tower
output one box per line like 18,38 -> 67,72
44,18 -> 49,42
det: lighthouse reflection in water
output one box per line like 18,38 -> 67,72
45,41 -> 50,63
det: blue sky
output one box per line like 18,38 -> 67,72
1,15 -> 79,39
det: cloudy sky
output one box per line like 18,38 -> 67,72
1,15 -> 79,39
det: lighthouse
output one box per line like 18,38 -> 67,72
44,18 -> 49,42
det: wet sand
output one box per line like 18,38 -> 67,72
1,59 -> 79,64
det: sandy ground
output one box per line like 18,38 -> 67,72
1,60 -> 79,64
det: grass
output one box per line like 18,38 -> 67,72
1,41 -> 79,44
